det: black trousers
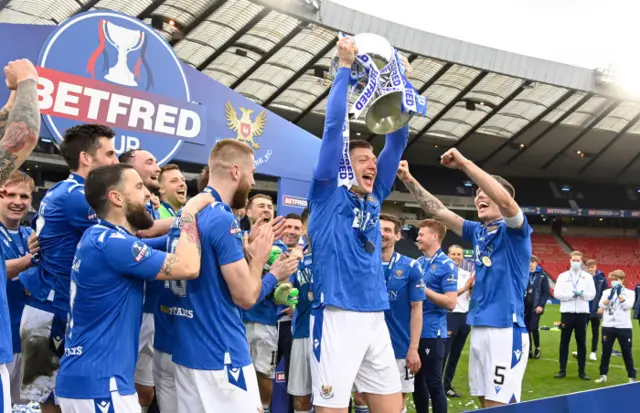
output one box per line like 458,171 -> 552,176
587,317 -> 601,353
413,338 -> 447,413
600,327 -> 636,378
276,319 -> 294,413
442,312 -> 470,389
558,312 -> 589,372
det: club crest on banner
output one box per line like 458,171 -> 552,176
36,10 -> 206,165
224,101 -> 272,167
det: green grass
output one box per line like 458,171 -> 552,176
405,305 -> 639,412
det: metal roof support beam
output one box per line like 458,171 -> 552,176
292,88 -> 329,124
170,0 -> 227,45
453,81 -> 531,149
504,93 -> 593,166
405,71 -> 488,150
578,112 -> 640,174
75,0 -> 102,14
616,151 -> 640,178
480,90 -> 575,165
229,23 -> 306,89
540,100 -> 623,170
0,0 -> 9,13
196,8 -> 270,72
365,61 -> 454,143
262,39 -> 338,107
138,0 -> 167,19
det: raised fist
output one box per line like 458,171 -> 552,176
440,148 -> 469,170
396,160 -> 412,182
4,59 -> 38,90
337,35 -> 357,69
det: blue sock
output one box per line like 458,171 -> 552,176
354,406 -> 370,413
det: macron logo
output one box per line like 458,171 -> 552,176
229,368 -> 241,382
495,386 -> 501,394
425,348 -> 430,356
97,401 -> 110,413
314,338 -> 319,349
53,336 -> 63,349
514,349 -> 521,360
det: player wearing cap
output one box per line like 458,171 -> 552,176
398,150 -> 532,409
20,123 -> 118,411
54,163 -> 211,413
307,35 -> 410,413
172,139 -> 298,413
0,58 -> 41,413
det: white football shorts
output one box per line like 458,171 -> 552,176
58,391 -> 140,413
174,363 -> 261,413
396,358 -> 415,394
135,313 -> 155,387
468,326 -> 529,404
245,322 -> 278,379
310,306 -> 401,408
288,337 -> 311,397
0,364 -> 10,413
153,350 -> 177,413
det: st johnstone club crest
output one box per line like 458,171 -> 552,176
224,101 -> 272,167
37,11 -> 205,165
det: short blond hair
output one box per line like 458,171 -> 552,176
609,269 -> 625,280
570,251 -> 583,259
4,171 -> 35,193
586,259 -> 597,267
420,219 -> 447,241
209,139 -> 254,167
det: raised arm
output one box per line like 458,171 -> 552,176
0,60 -> 40,185
376,125 -> 408,190
313,37 -> 355,181
397,160 -> 464,236
441,148 -> 520,220
0,91 -> 15,137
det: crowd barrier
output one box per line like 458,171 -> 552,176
271,359 -> 639,412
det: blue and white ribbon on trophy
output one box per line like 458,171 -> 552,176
337,33 -> 427,188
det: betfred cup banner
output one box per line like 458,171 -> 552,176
36,11 -> 205,164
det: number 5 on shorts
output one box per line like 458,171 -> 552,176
494,366 -> 505,385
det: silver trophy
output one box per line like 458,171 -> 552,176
330,33 -> 414,135
103,21 -> 145,87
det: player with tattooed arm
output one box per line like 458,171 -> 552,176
54,164 -> 214,413
397,151 -> 531,409
0,58 -> 41,413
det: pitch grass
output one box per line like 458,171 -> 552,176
405,305 -> 639,412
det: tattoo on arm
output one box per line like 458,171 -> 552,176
180,212 -> 201,255
0,79 -> 40,185
0,107 -> 9,137
161,254 -> 179,277
405,179 -> 445,216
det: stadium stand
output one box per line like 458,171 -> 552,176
531,233 -> 569,279
564,236 -> 640,285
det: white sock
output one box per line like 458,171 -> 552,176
294,410 -> 312,413
401,408 -> 407,413
355,406 -> 370,413
141,408 -> 148,413
263,405 -> 271,413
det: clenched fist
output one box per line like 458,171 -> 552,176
440,148 -> 470,170
4,59 -> 38,90
337,35 -> 357,69
396,160 -> 412,182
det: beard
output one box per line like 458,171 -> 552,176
231,179 -> 251,210
125,200 -> 154,231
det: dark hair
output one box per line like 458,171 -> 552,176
349,139 -> 373,153
159,164 -> 180,183
118,149 -> 138,164
491,175 -> 515,198
531,255 -> 539,263
379,213 -> 401,234
197,165 -> 209,192
301,207 -> 310,225
85,164 -> 135,216
60,124 -> 116,171
285,213 -> 302,222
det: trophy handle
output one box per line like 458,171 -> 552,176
129,32 -> 145,52
103,21 -> 117,48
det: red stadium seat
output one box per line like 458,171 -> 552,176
564,237 -> 640,285
531,234 -> 568,280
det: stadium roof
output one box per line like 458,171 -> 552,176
2,0 -> 639,184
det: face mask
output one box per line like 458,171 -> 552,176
611,280 -> 621,288
570,262 -> 582,271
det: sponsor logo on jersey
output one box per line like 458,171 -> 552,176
132,240 -> 150,262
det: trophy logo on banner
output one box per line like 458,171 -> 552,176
102,20 -> 145,87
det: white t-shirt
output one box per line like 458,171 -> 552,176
453,268 -> 471,313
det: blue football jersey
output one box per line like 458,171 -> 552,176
419,250 -> 458,339
143,202 -> 163,315
0,225 -> 34,353
384,253 -> 425,359
0,250 -> 10,363
291,252 -> 314,339
243,241 -> 287,326
308,182 -> 390,312
21,173 -> 97,311
463,216 -> 533,328
153,213 -> 183,355
56,221 -> 166,399
172,191 -> 251,370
